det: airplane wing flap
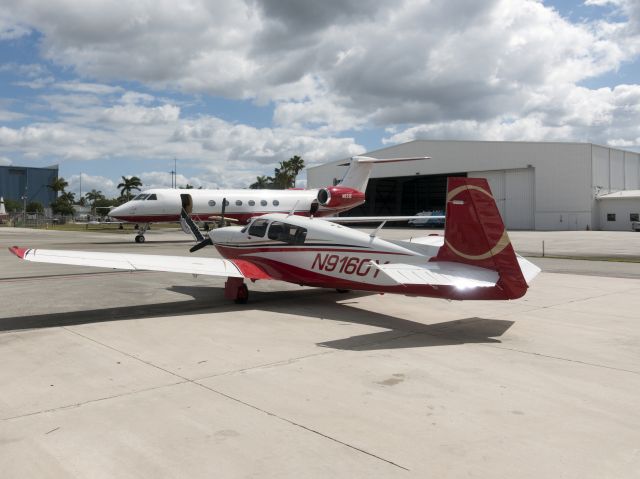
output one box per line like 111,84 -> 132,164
373,261 -> 498,288
9,247 -> 245,278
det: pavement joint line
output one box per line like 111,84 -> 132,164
192,380 -> 411,472
1,380 -> 188,421
61,326 -> 411,472
482,344 -> 640,376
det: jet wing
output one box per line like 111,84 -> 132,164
8,246 -> 270,280
324,215 -> 445,224
370,261 -> 499,288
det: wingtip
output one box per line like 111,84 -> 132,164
8,246 -> 28,259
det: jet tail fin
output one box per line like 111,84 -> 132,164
435,177 -> 534,299
338,156 -> 428,192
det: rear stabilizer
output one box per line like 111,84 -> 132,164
435,178 -> 529,299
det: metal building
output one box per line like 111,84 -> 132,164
0,164 -> 59,209
306,140 -> 640,231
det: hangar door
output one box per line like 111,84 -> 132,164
468,168 -> 534,230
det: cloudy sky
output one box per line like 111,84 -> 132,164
0,0 -> 639,197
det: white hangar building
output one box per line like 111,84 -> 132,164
306,140 -> 640,231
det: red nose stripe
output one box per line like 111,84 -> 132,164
8,246 -> 28,259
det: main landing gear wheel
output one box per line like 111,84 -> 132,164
135,235 -> 145,243
133,223 -> 150,243
224,277 -> 249,304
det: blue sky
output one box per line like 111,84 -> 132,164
0,0 -> 638,198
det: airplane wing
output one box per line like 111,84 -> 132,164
370,261 -> 499,288
324,215 -> 445,224
8,246 -> 271,280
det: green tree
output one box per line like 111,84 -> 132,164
117,176 -> 142,201
3,198 -> 22,212
273,155 -> 305,189
85,189 -> 105,210
48,177 -> 69,196
249,175 -> 273,189
26,201 -> 44,213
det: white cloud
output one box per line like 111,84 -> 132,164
1,0 -> 640,169
67,173 -> 118,198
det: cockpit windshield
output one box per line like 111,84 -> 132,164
132,194 -> 149,201
146,194 -> 157,200
267,221 -> 307,245
248,219 -> 269,237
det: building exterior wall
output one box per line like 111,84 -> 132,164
0,165 -> 58,208
598,198 -> 640,231
307,140 -> 640,231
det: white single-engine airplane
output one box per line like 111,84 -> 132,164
10,178 -> 540,304
108,156 -> 426,243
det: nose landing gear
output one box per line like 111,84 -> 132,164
134,223 -> 150,243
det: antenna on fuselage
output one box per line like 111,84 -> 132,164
288,200 -> 300,218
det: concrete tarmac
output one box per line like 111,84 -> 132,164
1,227 -> 639,478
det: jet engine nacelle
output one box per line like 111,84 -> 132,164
316,187 -> 366,209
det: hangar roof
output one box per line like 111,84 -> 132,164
597,190 -> 640,199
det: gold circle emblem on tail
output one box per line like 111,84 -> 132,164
446,183 -> 512,261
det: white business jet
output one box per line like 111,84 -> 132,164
108,156 -> 426,243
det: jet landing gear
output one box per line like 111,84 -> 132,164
225,277 -> 249,304
134,223 -> 150,243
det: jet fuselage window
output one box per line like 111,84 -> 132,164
236,200 -> 242,206
273,200 -> 280,206
260,200 -> 267,207
267,221 -> 307,245
146,194 -> 157,200
248,219 -> 269,237
248,200 -> 255,206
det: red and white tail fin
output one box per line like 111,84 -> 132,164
435,177 -> 529,299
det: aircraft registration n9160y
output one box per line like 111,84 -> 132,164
9,178 -> 540,304
108,156 -> 427,243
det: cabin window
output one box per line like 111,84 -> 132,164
208,200 -> 216,207
146,194 -> 157,200
607,213 -> 616,221
248,200 -> 255,206
133,194 -> 149,201
236,200 -> 242,206
248,219 -> 269,237
273,199 -> 280,206
260,200 -> 267,206
631,213 -> 639,222
267,221 -> 307,245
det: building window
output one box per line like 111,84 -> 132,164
260,200 -> 267,206
607,213 -> 616,221
208,200 -> 216,206
273,200 -> 280,206
631,213 -> 639,222
236,200 -> 242,206
248,200 -> 255,206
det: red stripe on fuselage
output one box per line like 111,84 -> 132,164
110,210 -> 338,224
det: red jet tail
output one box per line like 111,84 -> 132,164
435,177 -> 528,299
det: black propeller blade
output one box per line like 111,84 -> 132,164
189,237 -> 213,253
219,197 -> 227,228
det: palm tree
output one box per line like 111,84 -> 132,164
250,175 -> 272,189
85,189 -> 104,211
117,176 -> 142,201
48,177 -> 69,196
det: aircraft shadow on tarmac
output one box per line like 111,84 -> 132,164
0,284 -> 513,350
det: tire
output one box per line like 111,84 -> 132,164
135,235 -> 145,243
234,284 -> 249,304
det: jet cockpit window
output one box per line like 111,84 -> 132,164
146,194 -> 157,200
267,221 -> 307,245
133,194 -> 149,201
248,218 -> 269,237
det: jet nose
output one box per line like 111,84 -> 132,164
108,204 -> 126,219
